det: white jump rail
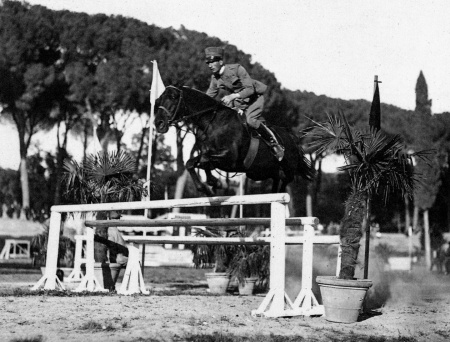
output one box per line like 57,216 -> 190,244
32,193 -> 340,318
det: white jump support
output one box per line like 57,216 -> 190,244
32,193 -> 340,317
291,224 -> 323,316
118,246 -> 149,295
32,212 -> 65,291
73,228 -> 106,292
66,235 -> 88,282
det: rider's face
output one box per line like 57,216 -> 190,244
207,60 -> 223,74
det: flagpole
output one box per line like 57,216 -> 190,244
363,75 -> 381,279
144,91 -> 155,219
144,61 -> 166,219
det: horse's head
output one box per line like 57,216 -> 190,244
154,86 -> 183,133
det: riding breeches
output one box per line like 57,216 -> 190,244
236,95 -> 265,129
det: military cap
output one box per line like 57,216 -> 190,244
205,47 -> 224,62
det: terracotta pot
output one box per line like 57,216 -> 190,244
205,272 -> 231,294
316,276 -> 372,323
238,277 -> 258,296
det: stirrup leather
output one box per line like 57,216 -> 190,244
256,125 -> 285,161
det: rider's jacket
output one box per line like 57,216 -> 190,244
206,64 -> 267,108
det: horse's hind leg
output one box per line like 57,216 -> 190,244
185,156 -> 215,196
271,177 -> 280,193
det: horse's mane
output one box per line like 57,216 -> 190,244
181,86 -> 230,111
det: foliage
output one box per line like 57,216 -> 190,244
61,150 -> 148,205
304,111 -> 425,279
191,227 -> 239,273
228,243 -> 270,287
0,167 -> 21,217
31,221 -> 75,267
1,1 -> 450,232
305,112 -> 428,203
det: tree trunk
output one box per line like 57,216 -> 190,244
19,156 -> 30,218
339,191 -> 365,279
423,210 -> 431,269
83,121 -> 89,164
134,124 -> 148,173
363,197 -> 371,279
305,193 -> 313,217
172,169 -> 189,214
286,185 -> 296,217
404,195 -> 411,234
313,158 -> 322,211
413,205 -> 419,231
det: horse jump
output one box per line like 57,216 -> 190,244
32,193 -> 340,318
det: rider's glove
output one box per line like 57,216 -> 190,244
222,93 -> 240,107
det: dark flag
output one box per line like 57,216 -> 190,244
369,82 -> 381,131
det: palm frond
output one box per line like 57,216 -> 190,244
61,150 -> 146,204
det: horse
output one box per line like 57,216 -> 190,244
154,85 -> 313,196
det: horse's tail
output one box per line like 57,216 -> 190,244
297,148 -> 315,181
292,133 -> 315,181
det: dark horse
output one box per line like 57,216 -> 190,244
154,86 -> 313,196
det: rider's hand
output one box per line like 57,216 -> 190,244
222,93 -> 240,107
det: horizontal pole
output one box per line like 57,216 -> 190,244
85,217 -> 319,228
51,193 -> 290,213
123,235 -> 340,245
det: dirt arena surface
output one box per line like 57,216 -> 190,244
0,261 -> 449,342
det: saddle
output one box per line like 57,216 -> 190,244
235,110 -> 284,169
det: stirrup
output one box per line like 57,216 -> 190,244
271,143 -> 285,161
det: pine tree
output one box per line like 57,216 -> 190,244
415,71 -> 432,116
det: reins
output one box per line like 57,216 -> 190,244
165,86 -> 219,126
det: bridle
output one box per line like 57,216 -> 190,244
158,86 -> 184,125
158,86 -> 219,126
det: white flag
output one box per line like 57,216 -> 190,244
150,61 -> 165,106
145,61 -> 165,215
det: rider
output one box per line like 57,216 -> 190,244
204,46 -> 284,161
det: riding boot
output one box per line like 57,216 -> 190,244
256,124 -> 285,161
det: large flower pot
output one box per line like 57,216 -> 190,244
82,262 -> 122,291
316,276 -> 372,323
238,277 -> 258,296
205,272 -> 231,294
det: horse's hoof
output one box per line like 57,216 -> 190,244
198,186 -> 215,197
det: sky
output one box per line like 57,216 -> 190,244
1,0 -> 450,170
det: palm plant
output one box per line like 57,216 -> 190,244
191,226 -> 238,273
305,111 -> 430,279
62,150 -> 148,205
61,150 -> 149,262
228,241 -> 270,288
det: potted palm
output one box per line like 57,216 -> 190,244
61,150 -> 148,290
305,112 -> 428,322
191,226 -> 237,294
228,242 -> 270,296
227,228 -> 270,295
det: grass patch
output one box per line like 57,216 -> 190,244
173,333 -> 418,342
181,334 -> 305,342
1,288 -> 240,297
79,320 -> 117,332
10,336 -> 44,342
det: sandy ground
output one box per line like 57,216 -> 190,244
0,264 -> 449,342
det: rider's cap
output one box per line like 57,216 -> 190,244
205,47 -> 224,63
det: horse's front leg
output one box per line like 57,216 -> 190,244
185,156 -> 215,196
205,169 -> 222,190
